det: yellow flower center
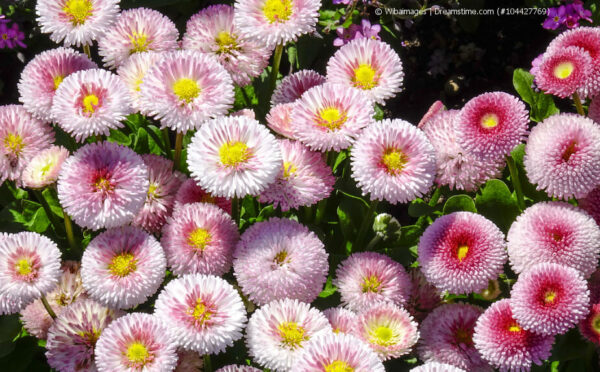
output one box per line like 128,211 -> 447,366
508,322 -> 521,333
361,275 -> 382,293
282,161 -> 297,178
325,360 -> 354,372
263,0 -> 293,24
108,253 -> 137,277
215,31 -> 237,54
544,290 -> 557,304
82,94 -> 100,114
372,325 -> 394,346
273,250 -> 288,265
77,328 -> 101,345
480,113 -> 499,128
94,177 -> 112,192
592,314 -> 600,332
147,183 -> 159,199
352,64 -> 378,90
456,244 -> 469,262
219,141 -> 250,167
53,75 -> 64,90
278,322 -> 307,348
63,0 -> 93,26
317,107 -> 347,131
190,298 -> 213,324
188,228 -> 211,250
382,148 -> 408,175
15,259 -> 32,276
172,78 -> 201,104
4,133 -> 24,155
129,31 -> 149,54
126,342 -> 150,365
554,61 -> 575,79
39,160 -> 55,177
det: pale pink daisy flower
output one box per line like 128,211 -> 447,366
139,50 -> 234,133
547,27 -> 600,99
233,217 -> 328,305
510,263 -> 590,336
534,46 -> 592,98
174,349 -> 204,372
405,267 -> 442,322
36,0 -> 119,47
271,69 -> 326,106
161,203 -> 239,277
21,146 -> 69,189
187,115 -> 282,198
259,140 -> 334,211
51,68 -> 132,142
524,113 -> 600,200
589,95 -> 600,123
579,186 -> 600,226
233,0 -> 321,47
0,232 -> 61,309
326,38 -> 404,104
116,51 -> 163,112
245,298 -> 331,371
182,5 -> 271,86
291,83 -> 375,151
0,105 -> 54,182
0,233 -> 27,315
417,100 -> 445,128
323,307 -> 357,334
132,155 -> 185,234
410,362 -> 466,372
216,365 -> 261,372
422,110 -> 503,192
350,118 -> 437,204
455,92 -> 529,161
98,8 -> 179,69
173,178 -> 232,214
58,141 -> 149,230
18,47 -> 97,123
81,226 -> 166,309
292,332 -> 385,372
579,303 -> 600,345
231,108 -> 256,119
417,303 -> 489,371
45,298 -> 124,372
473,299 -> 554,372
507,202 -> 600,278
418,211 -> 507,294
154,274 -> 247,354
266,103 -> 296,139
95,313 -> 178,372
334,251 -> 412,312
353,303 -> 419,360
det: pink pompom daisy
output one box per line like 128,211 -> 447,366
182,5 -> 271,86
417,303 -> 489,371
58,141 -> 149,230
418,211 -> 507,294
95,313 -> 178,372
473,299 -> 554,372
405,267 -> 442,322
173,178 -> 232,214
245,298 -> 331,371
579,303 -> 600,345
231,108 -> 256,119
266,103 -> 296,139
326,38 -> 404,104
98,7 -> 179,69
417,100 -> 445,128
161,203 -> 239,276
154,274 -> 247,354
216,366 -> 261,372
455,92 -> 529,161
233,217 -> 328,305
323,307 -> 357,335
51,68 -> 132,142
0,105 -> 54,182
116,51 -> 163,112
589,95 -> 600,124
534,46 -> 592,98
0,232 -> 62,309
547,27 -> 600,99
45,298 -> 124,371
36,0 -> 119,47
410,362 -> 466,372
259,140 -> 334,210
507,202 -> 600,278
293,332 -> 385,372
334,251 -> 412,312
579,185 -> 600,226
81,226 -> 166,309
524,113 -> 600,200
510,262 -> 589,335
187,115 -> 282,198
422,110 -> 502,192
18,47 -> 97,123
350,118 -> 437,204
132,155 -> 185,234
233,0 -> 320,47
291,83 -> 375,151
139,50 -> 234,133
174,349 -> 204,372
271,69 -> 326,106
21,146 -> 69,189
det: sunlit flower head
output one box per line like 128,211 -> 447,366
174,178 -> 232,214
535,46 -> 592,98
405,267 -> 442,322
323,307 -> 357,335
271,69 -> 326,106
21,146 -> 69,189
116,51 -> 163,112
266,103 -> 297,139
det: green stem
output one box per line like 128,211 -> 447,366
355,200 -> 379,248
162,128 -> 172,159
506,155 -> 525,211
40,295 -> 57,319
173,132 -> 184,171
364,234 -> 382,251
32,189 -> 61,235
63,212 -> 77,252
231,197 -> 239,227
314,198 -> 328,225
269,43 -> 284,99
83,44 -> 91,59
416,187 -> 442,226
573,92 -> 585,116
203,355 -> 212,372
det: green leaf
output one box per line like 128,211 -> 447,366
108,128 -> 132,146
475,179 -> 520,232
512,68 -> 559,122
408,199 -> 435,217
443,194 -> 477,214
337,199 -> 357,240
332,151 -> 348,173
510,144 -> 550,202
41,188 -> 63,219
318,276 -> 337,298
0,315 -> 21,343
133,127 -> 149,154
374,104 -> 384,121
287,44 -> 299,69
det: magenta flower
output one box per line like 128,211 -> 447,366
333,24 -> 361,47
0,22 -> 25,49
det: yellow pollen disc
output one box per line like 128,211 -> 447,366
480,113 -> 499,128
554,61 -> 575,79
126,342 -> 150,364
282,161 -> 297,178
215,31 -> 237,54
456,244 -> 469,262
278,322 -> 307,348
95,177 -> 112,192
188,228 -> 211,250
129,31 -> 149,54
592,314 -> 600,332
4,133 -> 24,155
352,64 -> 377,90
372,325 -> 394,346
39,159 -> 55,177
263,0 -> 293,24
108,253 -> 137,277
147,183 -> 159,198
53,75 -> 64,90
15,259 -> 32,276
325,360 -> 354,372
544,290 -> 557,303
273,250 -> 288,265
361,275 -> 382,293
317,107 -> 347,130
508,322 -> 521,332
82,94 -> 99,114
134,77 -> 144,92
219,141 -> 250,167
172,78 -> 200,103
63,0 -> 93,26
382,148 -> 408,175
77,328 -> 101,344
190,299 -> 212,324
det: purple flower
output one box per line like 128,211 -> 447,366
333,0 -> 352,4
543,1 -> 593,30
571,0 -> 593,22
360,19 -> 381,41
0,21 -> 26,49
333,24 -> 361,47
543,6 -> 566,30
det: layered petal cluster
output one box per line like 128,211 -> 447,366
271,69 -> 326,106
116,51 -> 163,112
21,146 -> 69,189
590,95 -> 600,123
405,267 -> 442,322
266,103 -> 296,139
173,178 -> 232,214
323,307 -> 357,334
579,186 -> 600,225
534,46 -> 592,98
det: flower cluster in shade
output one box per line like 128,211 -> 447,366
0,18 -> 26,49
543,0 -> 592,30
